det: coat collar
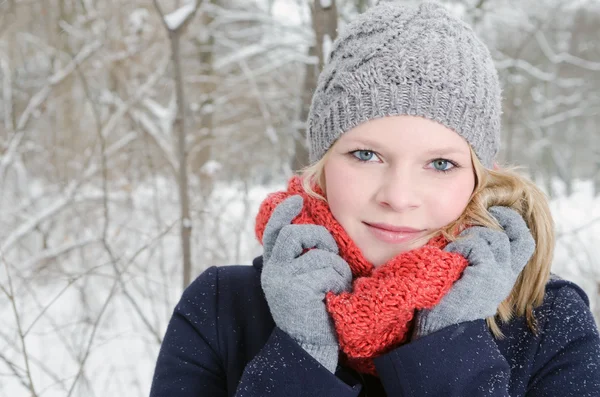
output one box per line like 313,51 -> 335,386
252,255 -> 264,272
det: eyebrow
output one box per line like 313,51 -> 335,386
343,138 -> 468,156
342,138 -> 384,150
422,148 -> 468,156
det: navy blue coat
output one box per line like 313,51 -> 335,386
150,256 -> 600,396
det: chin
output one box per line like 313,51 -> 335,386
363,242 -> 426,267
364,249 -> 400,267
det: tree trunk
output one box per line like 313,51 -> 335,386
153,0 -> 201,289
292,0 -> 338,172
292,44 -> 317,172
594,154 -> 600,197
194,4 -> 215,198
170,30 -> 193,289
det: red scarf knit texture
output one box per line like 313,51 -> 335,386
255,176 -> 468,376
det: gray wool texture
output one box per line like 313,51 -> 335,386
261,196 -> 354,373
414,206 -> 536,338
307,1 -> 502,168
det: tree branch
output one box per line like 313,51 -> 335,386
1,256 -> 38,396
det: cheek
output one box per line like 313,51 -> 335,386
429,174 -> 474,224
324,159 -> 368,221
324,161 -> 348,217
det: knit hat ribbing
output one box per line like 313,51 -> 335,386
307,1 -> 502,168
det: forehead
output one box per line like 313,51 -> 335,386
337,115 -> 470,154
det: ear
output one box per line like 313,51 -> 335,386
493,162 -> 500,170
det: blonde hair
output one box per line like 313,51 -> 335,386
299,146 -> 554,338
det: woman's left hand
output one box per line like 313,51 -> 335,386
414,206 -> 536,338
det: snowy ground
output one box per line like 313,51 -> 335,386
549,179 -> 600,315
0,177 -> 598,396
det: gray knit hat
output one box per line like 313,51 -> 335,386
307,1 -> 502,168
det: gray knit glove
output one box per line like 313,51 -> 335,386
261,195 -> 352,373
414,206 -> 536,338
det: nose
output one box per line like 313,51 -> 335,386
374,167 -> 420,212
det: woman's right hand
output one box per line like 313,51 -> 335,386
261,195 -> 353,373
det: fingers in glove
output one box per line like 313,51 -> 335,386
263,195 -> 304,262
488,206 -> 527,236
446,227 -> 510,267
488,206 -> 535,272
446,226 -> 488,257
295,263 -> 352,295
290,249 -> 352,284
270,224 -> 339,263
474,227 -> 511,265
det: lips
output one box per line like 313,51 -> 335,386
364,222 -> 423,233
364,222 -> 425,244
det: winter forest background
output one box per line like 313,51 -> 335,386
0,0 -> 599,395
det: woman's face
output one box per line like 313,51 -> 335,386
323,115 -> 475,266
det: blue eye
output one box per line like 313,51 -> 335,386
351,150 -> 378,162
430,159 -> 455,172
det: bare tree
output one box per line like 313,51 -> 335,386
153,0 -> 202,289
292,0 -> 339,171
0,1 -> 598,395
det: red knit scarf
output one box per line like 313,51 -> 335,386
255,176 -> 468,376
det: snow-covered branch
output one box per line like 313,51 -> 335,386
238,59 -> 278,144
16,40 -> 102,131
0,52 -> 14,132
100,55 -> 169,140
164,1 -> 198,30
154,0 -> 201,32
21,238 -> 99,272
496,56 -> 583,87
536,30 -> 600,71
0,185 -> 125,254
129,108 -> 178,172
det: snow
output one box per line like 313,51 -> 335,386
214,43 -> 275,69
271,0 -> 307,26
1,173 -> 598,396
323,34 -> 333,65
1,1 -> 599,395
0,173 -> 285,396
164,0 -> 197,30
142,97 -> 176,135
128,8 -> 150,33
550,179 -> 600,314
200,160 -> 223,176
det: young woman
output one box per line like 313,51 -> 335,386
149,2 -> 600,396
